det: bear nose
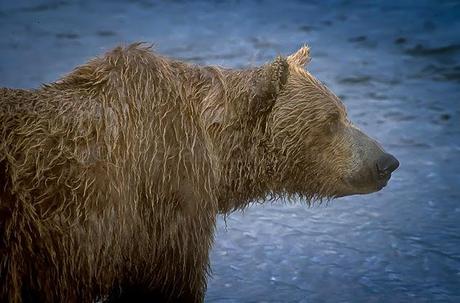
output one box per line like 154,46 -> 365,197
376,153 -> 399,177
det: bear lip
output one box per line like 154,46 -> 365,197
340,171 -> 391,196
376,176 -> 390,190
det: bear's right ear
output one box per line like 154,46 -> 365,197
249,56 -> 289,116
287,45 -> 311,67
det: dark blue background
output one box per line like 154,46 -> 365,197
1,1 -> 459,302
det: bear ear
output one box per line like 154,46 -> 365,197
287,45 -> 311,67
250,56 -> 289,115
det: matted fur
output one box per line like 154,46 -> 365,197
0,43 -> 350,302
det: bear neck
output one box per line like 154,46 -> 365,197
210,70 -> 278,213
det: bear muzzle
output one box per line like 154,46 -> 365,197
338,129 -> 400,196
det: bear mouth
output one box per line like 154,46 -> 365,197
376,173 -> 391,190
337,172 -> 391,197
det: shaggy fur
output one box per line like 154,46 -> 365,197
0,43 -> 353,302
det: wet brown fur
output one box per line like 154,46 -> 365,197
0,43 -> 348,302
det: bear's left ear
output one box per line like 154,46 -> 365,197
250,56 -> 289,116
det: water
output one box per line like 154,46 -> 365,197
1,0 -> 459,302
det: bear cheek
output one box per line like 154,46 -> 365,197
322,130 -> 364,196
301,135 -> 347,197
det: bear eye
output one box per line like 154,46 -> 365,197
326,113 -> 340,134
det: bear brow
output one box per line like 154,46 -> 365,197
303,71 -> 333,96
299,71 -> 347,117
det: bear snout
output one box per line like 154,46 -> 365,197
339,127 -> 400,196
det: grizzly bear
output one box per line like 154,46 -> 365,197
0,43 -> 399,303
